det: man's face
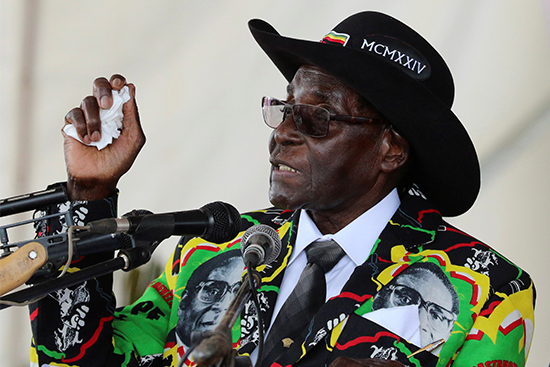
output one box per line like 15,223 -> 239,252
177,257 -> 242,345
383,269 -> 457,346
268,66 -> 387,218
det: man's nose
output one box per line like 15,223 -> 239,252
271,111 -> 304,147
418,306 -> 434,337
418,306 -> 429,322
211,291 -> 233,312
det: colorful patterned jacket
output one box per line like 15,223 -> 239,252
30,185 -> 535,367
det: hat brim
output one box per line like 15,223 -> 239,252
249,19 -> 480,217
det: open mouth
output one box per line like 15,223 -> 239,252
275,164 -> 298,173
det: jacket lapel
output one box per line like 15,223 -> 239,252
238,211 -> 299,355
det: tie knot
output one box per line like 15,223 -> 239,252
305,239 -> 345,273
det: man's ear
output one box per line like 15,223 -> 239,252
380,127 -> 409,173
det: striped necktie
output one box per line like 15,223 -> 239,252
261,239 -> 345,366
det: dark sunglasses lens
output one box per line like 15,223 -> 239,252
261,97 -> 330,137
293,105 -> 329,137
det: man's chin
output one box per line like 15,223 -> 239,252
269,200 -> 292,210
269,191 -> 304,211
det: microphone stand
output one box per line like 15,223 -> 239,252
189,270 -> 262,367
0,185 -> 67,217
0,196 -> 174,309
0,217 -> 169,310
0,244 -> 152,310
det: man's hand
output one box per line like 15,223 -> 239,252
330,357 -> 405,367
63,74 -> 145,200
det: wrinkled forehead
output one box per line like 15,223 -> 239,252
288,65 -> 383,117
206,257 -> 243,284
395,269 -> 436,287
394,269 -> 454,310
288,65 -> 357,96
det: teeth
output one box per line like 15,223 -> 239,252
278,164 -> 297,173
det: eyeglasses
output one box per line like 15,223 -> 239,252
196,280 -> 240,304
387,284 -> 457,333
261,96 -> 386,138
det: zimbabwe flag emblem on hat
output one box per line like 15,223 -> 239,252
321,30 -> 350,46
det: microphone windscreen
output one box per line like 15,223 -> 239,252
241,224 -> 282,265
200,201 -> 241,244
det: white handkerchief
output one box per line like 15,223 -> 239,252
362,305 -> 421,346
63,86 -> 130,150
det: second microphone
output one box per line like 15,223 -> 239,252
86,201 -> 241,244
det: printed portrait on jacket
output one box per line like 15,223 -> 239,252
176,249 -> 243,348
372,261 -> 459,348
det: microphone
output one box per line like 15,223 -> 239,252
240,224 -> 281,268
86,201 -> 241,244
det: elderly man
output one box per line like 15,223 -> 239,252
30,11 -> 534,367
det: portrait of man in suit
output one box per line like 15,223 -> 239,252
176,250 -> 243,348
372,262 -> 459,348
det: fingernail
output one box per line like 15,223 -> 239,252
113,78 -> 123,88
82,135 -> 91,144
91,131 -> 101,142
100,96 -> 110,109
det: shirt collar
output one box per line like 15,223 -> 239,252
291,188 -> 400,266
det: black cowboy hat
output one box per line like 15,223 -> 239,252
249,11 -> 480,217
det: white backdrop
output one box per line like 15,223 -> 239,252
1,1 -> 549,365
